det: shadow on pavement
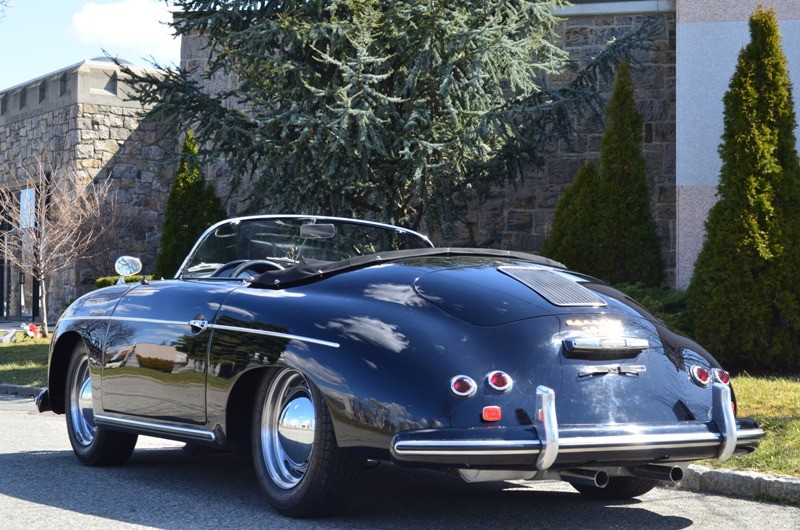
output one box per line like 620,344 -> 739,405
0,446 -> 693,528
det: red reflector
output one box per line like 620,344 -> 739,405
451,375 -> 477,397
482,406 -> 502,422
537,408 -> 544,422
486,370 -> 513,393
713,368 -> 730,385
690,365 -> 711,387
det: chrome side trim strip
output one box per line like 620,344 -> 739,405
95,414 -> 216,442
210,324 -> 340,349
535,385 -> 559,470
713,383 -> 737,460
60,316 -> 190,327
58,316 -> 340,349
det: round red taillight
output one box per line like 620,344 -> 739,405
451,375 -> 477,398
690,365 -> 711,387
487,371 -> 513,393
713,368 -> 731,385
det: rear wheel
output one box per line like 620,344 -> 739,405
64,342 -> 138,466
572,476 -> 657,500
251,368 -> 362,518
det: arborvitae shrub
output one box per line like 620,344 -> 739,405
155,131 -> 226,278
542,60 -> 664,286
541,160 -> 600,273
688,8 -> 800,372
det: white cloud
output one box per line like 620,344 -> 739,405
68,0 -> 179,65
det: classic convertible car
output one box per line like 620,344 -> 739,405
36,215 -> 764,517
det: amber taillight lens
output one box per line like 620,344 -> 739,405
482,406 -> 502,422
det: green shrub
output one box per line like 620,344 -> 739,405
95,275 -> 153,288
136,354 -> 174,373
155,131 -> 226,279
615,283 -> 692,337
541,161 -> 601,273
542,60 -> 664,286
688,7 -> 800,372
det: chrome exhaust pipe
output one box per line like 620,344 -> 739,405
630,465 -> 684,483
560,469 -> 610,488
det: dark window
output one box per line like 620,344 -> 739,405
60,73 -> 68,96
105,72 -> 118,95
19,89 -> 26,109
0,94 -> 6,115
38,82 -> 47,103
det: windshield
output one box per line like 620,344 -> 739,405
180,216 -> 433,278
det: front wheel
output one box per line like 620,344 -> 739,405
571,476 -> 658,500
251,368 -> 362,518
64,342 -> 138,466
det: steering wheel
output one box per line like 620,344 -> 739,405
211,259 -> 249,278
230,259 -> 285,279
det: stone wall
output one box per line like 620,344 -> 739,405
430,12 -> 677,284
180,10 -> 678,284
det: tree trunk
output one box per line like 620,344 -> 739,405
40,281 -> 49,338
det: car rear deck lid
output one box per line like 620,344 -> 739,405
497,266 -> 606,308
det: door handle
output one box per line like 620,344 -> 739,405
189,319 -> 209,333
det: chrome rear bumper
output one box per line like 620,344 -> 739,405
391,383 -> 765,468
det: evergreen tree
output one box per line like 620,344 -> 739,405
156,131 -> 226,278
540,160 -> 601,272
542,60 -> 663,285
688,7 -> 800,372
594,60 -> 663,286
122,1 -> 658,229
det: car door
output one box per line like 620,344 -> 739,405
100,280 -> 236,425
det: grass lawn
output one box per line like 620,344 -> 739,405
703,374 -> 800,477
0,340 -> 797,477
0,336 -> 50,388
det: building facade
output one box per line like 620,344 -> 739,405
0,59 -> 174,320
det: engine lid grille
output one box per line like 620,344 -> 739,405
498,266 -> 607,307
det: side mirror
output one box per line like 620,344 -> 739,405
115,256 -> 143,285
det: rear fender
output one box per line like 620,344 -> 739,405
46,330 -> 85,414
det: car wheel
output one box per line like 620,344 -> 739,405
64,342 -> 138,466
571,476 -> 658,500
252,367 -> 362,518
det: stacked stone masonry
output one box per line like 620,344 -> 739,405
433,13 -> 677,284
0,61 -> 174,319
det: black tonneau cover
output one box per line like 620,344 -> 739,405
250,247 -> 565,289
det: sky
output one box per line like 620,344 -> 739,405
0,0 -> 180,90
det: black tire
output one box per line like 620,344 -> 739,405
572,476 -> 658,500
64,342 -> 138,466
251,368 -> 362,518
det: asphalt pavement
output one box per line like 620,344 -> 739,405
1,386 -> 799,529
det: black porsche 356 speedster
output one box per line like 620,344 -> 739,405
36,215 -> 764,517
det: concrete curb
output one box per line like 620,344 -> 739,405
669,464 -> 800,505
0,383 -> 45,398
1,384 -> 798,505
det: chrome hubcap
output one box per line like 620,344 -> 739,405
261,370 -> 316,489
70,355 -> 96,446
